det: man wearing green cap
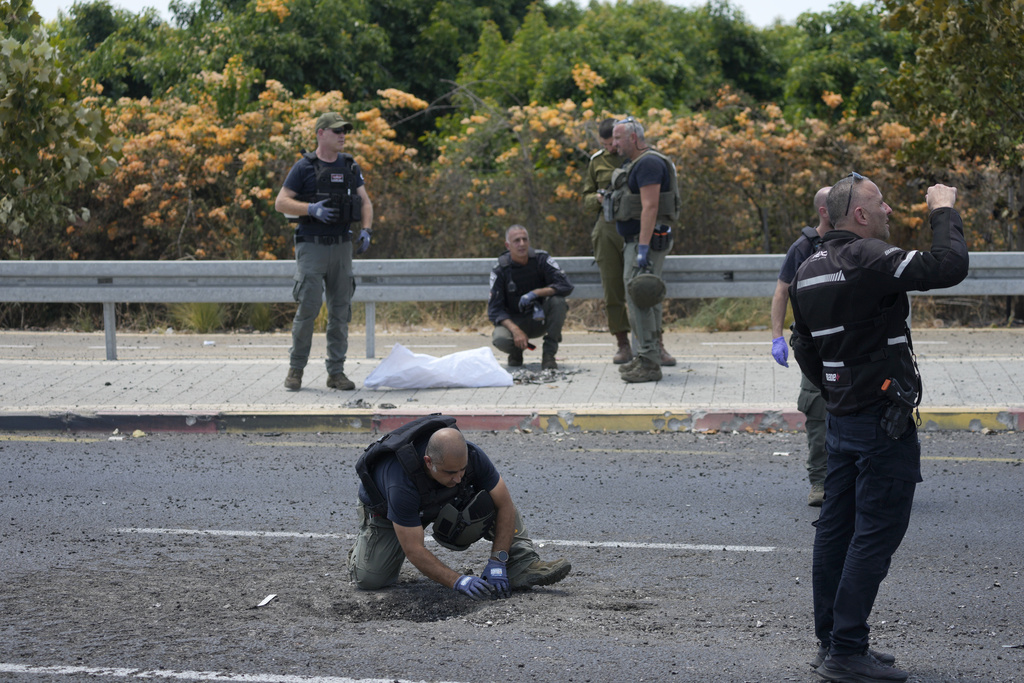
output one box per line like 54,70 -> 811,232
275,112 -> 374,392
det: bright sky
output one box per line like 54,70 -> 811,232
32,0 -> 868,29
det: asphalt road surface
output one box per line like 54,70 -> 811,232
1,430 -> 1022,683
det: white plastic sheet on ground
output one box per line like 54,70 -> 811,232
363,343 -> 513,389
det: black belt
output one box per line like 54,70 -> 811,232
295,234 -> 349,244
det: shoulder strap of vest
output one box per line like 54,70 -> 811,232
498,252 -> 512,268
801,226 -> 823,250
302,151 -> 356,173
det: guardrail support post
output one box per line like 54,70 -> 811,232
102,302 -> 117,361
365,302 -> 376,359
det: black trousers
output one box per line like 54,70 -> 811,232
812,406 -> 921,655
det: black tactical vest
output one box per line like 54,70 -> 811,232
297,152 -> 363,227
355,415 -> 478,525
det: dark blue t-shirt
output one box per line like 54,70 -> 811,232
357,440 -> 500,528
778,229 -> 819,284
616,152 -> 672,238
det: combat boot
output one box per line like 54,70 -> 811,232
510,558 -> 572,590
613,332 -> 633,364
808,483 -> 825,507
541,352 -> 558,370
621,356 -> 662,383
507,348 -> 523,367
619,356 -> 641,374
817,650 -> 908,681
327,372 -> 355,390
658,332 -> 677,366
284,367 -> 303,391
812,646 -> 895,669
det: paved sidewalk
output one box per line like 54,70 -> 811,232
1,328 -> 1022,433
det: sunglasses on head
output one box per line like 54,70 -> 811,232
844,172 -> 867,216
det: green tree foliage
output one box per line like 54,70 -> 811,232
457,1 -> 713,113
55,1 -> 175,99
1,0 -> 120,251
881,0 -> 1024,251
882,0 -> 1024,166
368,0 -> 533,103
781,1 -> 912,120
697,0 -> 785,104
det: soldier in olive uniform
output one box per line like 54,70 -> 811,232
582,119 -> 631,364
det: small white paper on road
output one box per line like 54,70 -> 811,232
255,594 -> 277,608
364,344 -> 513,389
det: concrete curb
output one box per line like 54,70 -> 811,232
2,408 -> 1019,435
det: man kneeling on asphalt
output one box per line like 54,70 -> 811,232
348,415 -> 572,599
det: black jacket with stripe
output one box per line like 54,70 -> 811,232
789,208 -> 968,415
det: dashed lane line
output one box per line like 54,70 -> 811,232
110,527 -> 776,552
0,663 -> 464,683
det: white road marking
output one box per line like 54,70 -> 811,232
0,663 -> 463,683
228,344 -> 291,348
110,527 -> 775,552
538,539 -> 775,552
87,346 -> 162,350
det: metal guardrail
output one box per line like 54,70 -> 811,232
2,253 -> 1021,360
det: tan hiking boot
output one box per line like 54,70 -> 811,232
327,372 -> 355,390
621,357 -> 663,383
284,367 -> 303,391
658,332 -> 677,366
613,331 -> 633,364
619,356 -> 641,374
510,558 -> 571,590
808,483 -> 825,507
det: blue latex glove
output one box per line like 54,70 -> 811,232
482,559 -> 511,598
356,229 -> 372,254
519,291 -> 538,312
307,199 -> 337,223
636,244 -> 651,269
771,336 -> 789,367
454,574 -> 495,600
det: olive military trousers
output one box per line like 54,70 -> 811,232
591,218 -> 629,335
623,239 -> 671,365
348,504 -> 540,590
289,239 -> 354,376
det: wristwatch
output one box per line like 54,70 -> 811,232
490,550 -> 509,563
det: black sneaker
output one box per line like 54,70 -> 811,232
817,652 -> 908,682
812,646 -> 896,669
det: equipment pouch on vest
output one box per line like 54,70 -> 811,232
432,490 -> 496,551
879,377 -> 919,440
650,225 -> 672,251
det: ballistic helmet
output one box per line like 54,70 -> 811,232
628,271 -> 666,309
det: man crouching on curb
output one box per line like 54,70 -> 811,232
348,415 -> 571,599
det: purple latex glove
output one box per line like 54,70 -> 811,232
636,244 -> 650,269
771,336 -> 789,367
